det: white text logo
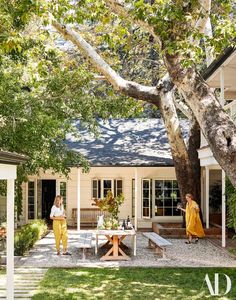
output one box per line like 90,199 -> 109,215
204,273 -> 231,296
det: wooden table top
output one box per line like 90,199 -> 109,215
95,229 -> 136,236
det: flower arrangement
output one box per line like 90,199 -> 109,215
93,191 -> 124,229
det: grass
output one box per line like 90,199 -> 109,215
32,267 -> 236,300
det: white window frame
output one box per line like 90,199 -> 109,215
91,178 -> 123,199
142,178 -> 151,219
114,179 -> 123,197
27,179 -> 37,221
153,179 -> 181,218
101,179 -> 113,198
57,180 -> 67,208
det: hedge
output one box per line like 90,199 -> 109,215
14,219 -> 48,256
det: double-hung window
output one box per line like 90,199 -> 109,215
92,179 -> 122,199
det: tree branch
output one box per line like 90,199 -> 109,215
173,94 -> 193,119
104,0 -> 160,43
52,20 -> 161,104
195,0 -> 211,34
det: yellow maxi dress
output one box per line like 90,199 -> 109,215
185,200 -> 205,238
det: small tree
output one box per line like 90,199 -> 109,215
93,191 -> 124,229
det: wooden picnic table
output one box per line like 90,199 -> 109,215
95,229 -> 136,261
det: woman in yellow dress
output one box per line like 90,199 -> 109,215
178,193 -> 205,244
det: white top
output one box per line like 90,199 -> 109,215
50,205 -> 65,218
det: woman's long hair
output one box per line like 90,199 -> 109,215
54,195 -> 63,207
185,193 -> 194,200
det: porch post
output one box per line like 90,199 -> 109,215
77,168 -> 81,231
222,170 -> 226,247
220,67 -> 225,106
7,179 -> 15,300
134,168 -> 138,230
205,166 -> 210,229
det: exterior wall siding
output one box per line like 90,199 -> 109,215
21,166 -> 181,228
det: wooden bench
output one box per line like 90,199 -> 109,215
78,232 -> 93,260
143,232 -> 172,259
71,208 -> 111,227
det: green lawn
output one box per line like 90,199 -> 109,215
32,267 -> 236,300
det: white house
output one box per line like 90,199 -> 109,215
198,47 -> 236,247
20,118 -> 189,229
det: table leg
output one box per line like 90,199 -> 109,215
95,234 -> 98,255
100,235 -> 130,261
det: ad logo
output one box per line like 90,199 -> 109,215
205,273 -> 232,296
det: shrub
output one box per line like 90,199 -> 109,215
14,220 -> 48,256
226,178 -> 236,234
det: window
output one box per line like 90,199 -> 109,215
60,182 -> 67,209
28,181 -> 35,219
142,179 -> 151,218
154,180 -> 181,216
92,179 -> 101,198
114,179 -> 122,197
103,180 -> 112,197
92,179 -> 122,199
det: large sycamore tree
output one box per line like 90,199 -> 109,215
47,0 -> 236,192
1,1 -> 236,205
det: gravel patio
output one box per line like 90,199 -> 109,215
15,230 -> 236,268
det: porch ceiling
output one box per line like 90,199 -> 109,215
204,48 -> 236,100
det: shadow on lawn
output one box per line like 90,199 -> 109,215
32,267 -> 236,300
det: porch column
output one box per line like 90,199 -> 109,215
134,168 -> 138,230
205,166 -> 210,229
220,67 -> 225,106
222,170 -> 226,247
7,179 -> 15,300
77,168 -> 81,231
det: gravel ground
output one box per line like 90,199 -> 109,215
16,230 -> 236,268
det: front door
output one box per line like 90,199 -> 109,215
41,180 -> 56,222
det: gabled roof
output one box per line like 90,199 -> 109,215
66,119 -> 189,167
0,150 -> 28,165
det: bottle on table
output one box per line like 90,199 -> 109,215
122,219 -> 126,230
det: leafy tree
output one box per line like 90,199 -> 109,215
46,0 -> 236,188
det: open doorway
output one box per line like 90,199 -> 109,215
41,180 -> 56,222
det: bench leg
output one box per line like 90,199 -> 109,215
162,247 -> 167,259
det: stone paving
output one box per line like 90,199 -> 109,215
15,230 -> 236,268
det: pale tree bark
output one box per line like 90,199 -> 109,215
104,0 -> 236,188
165,54 -> 236,187
157,75 -> 200,200
52,20 -> 201,204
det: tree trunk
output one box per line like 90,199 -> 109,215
165,54 -> 236,188
187,117 -> 201,202
158,77 -> 200,201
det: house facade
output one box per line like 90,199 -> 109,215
20,119 -> 188,229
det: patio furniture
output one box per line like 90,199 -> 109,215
143,232 -> 172,258
71,208 -> 111,227
95,229 -> 136,261
78,232 -> 93,260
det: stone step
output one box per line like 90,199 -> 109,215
152,222 -> 225,238
0,267 -> 47,300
